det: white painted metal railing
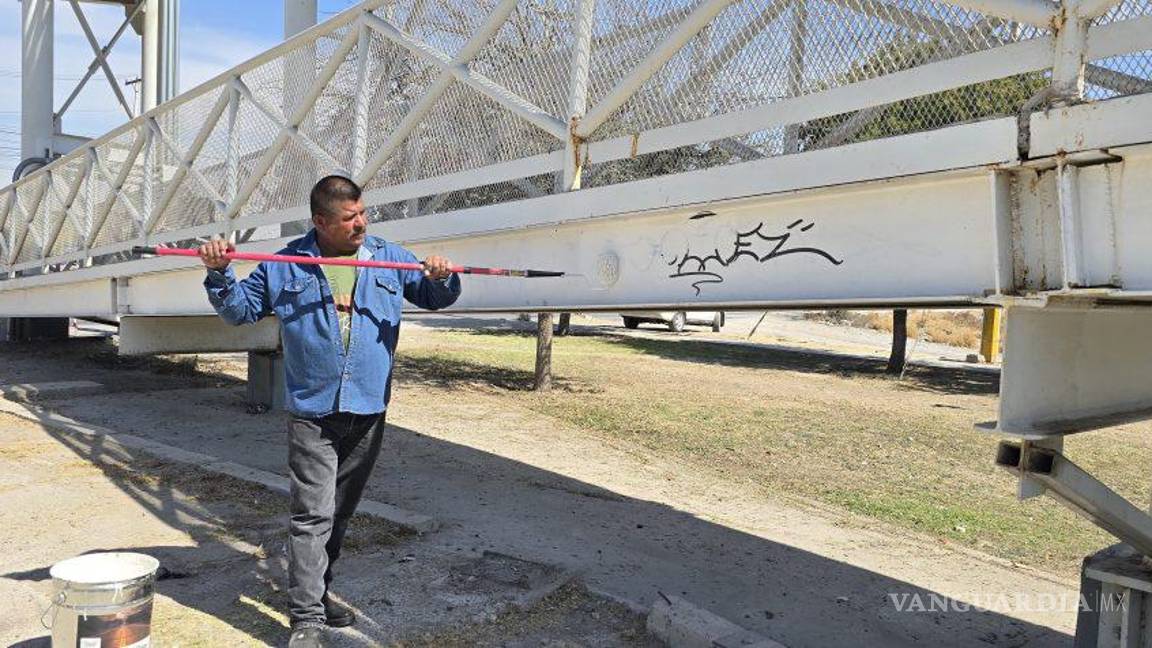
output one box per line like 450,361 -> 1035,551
1,0 -> 1150,277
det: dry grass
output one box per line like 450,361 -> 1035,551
396,325 -> 1147,578
803,309 -> 986,349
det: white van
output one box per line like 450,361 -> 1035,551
618,311 -> 725,332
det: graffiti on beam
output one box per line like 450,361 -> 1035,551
667,218 -> 844,295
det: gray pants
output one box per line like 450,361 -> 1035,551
287,411 -> 385,627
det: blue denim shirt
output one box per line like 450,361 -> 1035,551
203,231 -> 461,417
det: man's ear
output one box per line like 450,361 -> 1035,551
311,213 -> 326,229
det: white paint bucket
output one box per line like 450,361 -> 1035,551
45,552 -> 160,648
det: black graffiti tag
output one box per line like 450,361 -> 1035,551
667,219 -> 844,295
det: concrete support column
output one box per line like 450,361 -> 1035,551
22,0 -> 54,160
140,0 -> 179,113
141,0 -> 158,113
281,0 -> 318,237
248,350 -> 286,410
284,0 -> 318,40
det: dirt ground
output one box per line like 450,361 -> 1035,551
0,412 -> 655,647
0,317 -> 1105,647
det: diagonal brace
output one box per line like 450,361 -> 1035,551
66,0 -> 137,120
355,0 -> 522,187
577,0 -> 740,138
362,13 -> 567,140
231,78 -> 346,175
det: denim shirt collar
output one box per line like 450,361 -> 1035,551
292,229 -> 382,262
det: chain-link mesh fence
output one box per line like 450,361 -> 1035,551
1,0 -> 1150,274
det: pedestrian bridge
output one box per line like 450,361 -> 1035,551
3,1 -> 1152,641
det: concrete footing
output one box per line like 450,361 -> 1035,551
248,350 -> 285,410
1,380 -> 105,401
1075,543 -> 1152,648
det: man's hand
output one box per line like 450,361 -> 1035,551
422,255 -> 453,281
198,239 -> 234,271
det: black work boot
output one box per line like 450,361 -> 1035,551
288,625 -> 324,648
323,594 -> 356,628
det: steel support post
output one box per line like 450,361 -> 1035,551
782,0 -> 808,154
22,0 -> 54,161
281,0 -> 318,237
560,0 -> 596,191
1053,1 -> 1091,105
141,0 -> 158,113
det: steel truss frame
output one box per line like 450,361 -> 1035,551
2,0 -> 1147,273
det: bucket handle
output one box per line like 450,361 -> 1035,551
40,591 -> 65,630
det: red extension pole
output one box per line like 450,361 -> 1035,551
132,246 -> 565,278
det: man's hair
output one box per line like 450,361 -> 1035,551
310,175 -> 362,220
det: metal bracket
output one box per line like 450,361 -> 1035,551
996,441 -> 1152,557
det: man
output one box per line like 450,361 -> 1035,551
199,175 -> 460,648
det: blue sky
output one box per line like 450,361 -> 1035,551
0,0 -> 358,181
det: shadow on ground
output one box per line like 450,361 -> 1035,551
404,316 -> 1000,397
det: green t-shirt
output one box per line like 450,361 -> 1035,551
322,255 -> 358,350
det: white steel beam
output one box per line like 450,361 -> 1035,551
120,315 -> 279,354
577,0 -> 738,138
362,14 -> 568,140
1052,4 -> 1090,102
351,23 -> 373,178
1078,0 -> 1123,19
0,278 -> 115,317
938,0 -> 1057,28
225,87 -> 240,207
1030,91 -> 1152,157
985,307 -> 1152,438
355,0 -> 522,186
1056,162 -> 1085,288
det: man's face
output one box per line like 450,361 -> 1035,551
314,198 -> 367,254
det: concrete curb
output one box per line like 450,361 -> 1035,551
0,397 -> 439,534
0,380 -> 106,400
647,595 -> 787,648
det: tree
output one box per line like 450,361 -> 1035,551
798,37 -> 1049,149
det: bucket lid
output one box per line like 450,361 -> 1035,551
49,552 -> 160,585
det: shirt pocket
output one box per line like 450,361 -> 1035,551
274,275 -> 320,319
371,273 -> 402,323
